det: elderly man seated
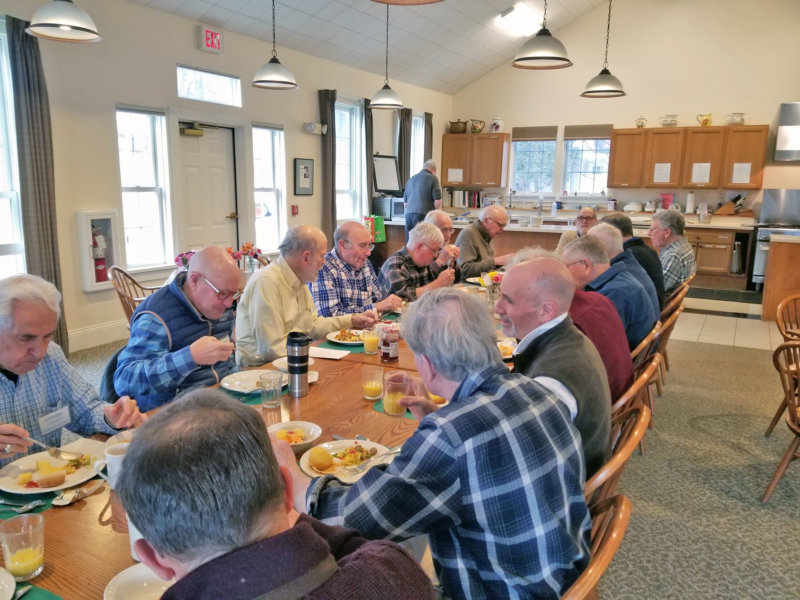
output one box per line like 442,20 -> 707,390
423,209 -> 461,280
563,235 -> 658,350
117,389 -> 434,600
115,245 -> 240,411
276,288 -> 590,600
311,221 -> 402,317
555,206 -> 598,256
236,225 -> 376,366
454,204 -> 513,278
378,221 -> 455,302
0,275 -> 144,466
649,211 -> 697,294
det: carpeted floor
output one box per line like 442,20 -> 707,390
69,338 -> 800,597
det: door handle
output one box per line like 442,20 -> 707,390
225,212 -> 238,220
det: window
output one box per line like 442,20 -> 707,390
410,112 -> 425,174
0,28 -> 24,278
334,99 -> 367,220
176,65 -> 242,108
116,109 -> 172,269
252,126 -> 287,253
512,140 -> 557,194
562,124 -> 612,195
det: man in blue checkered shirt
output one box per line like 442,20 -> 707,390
310,221 -> 403,317
275,288 -> 591,600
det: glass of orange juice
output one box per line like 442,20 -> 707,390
383,370 -> 409,416
362,328 -> 379,355
362,365 -> 383,400
0,514 -> 44,581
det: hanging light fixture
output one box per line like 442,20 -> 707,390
369,4 -> 403,110
252,0 -> 297,90
25,0 -> 101,43
581,0 -> 625,98
512,0 -> 571,70
370,0 -> 443,4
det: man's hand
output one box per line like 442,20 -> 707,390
189,336 -> 235,366
376,294 -> 403,314
494,254 -> 512,266
435,268 -> 455,287
436,244 -> 460,267
103,396 -> 147,429
352,310 -> 378,329
0,424 -> 32,457
398,377 -> 440,420
434,199 -> 442,209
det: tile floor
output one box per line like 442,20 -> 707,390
674,297 -> 784,350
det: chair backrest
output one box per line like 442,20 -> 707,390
660,284 -> 688,322
561,495 -> 632,600
585,405 -> 651,505
630,321 -> 661,378
108,265 -> 162,323
773,342 -> 800,429
658,305 -> 684,354
612,354 -> 660,417
776,293 -> 800,342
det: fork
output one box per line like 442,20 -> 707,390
344,447 -> 402,474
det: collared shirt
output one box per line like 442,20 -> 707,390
659,238 -> 696,293
377,247 -> 442,302
0,344 -> 115,467
310,248 -> 390,317
307,363 -> 590,600
235,255 -> 352,366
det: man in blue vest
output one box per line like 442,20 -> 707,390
114,246 -> 240,411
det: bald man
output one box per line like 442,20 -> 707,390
454,205 -> 513,279
236,225 -> 377,366
495,256 -> 611,478
115,245 -> 241,411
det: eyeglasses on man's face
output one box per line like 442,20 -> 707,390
440,227 -> 455,236
565,258 -> 588,269
487,217 -> 507,229
422,242 -> 442,256
345,239 -> 375,252
202,276 -> 242,301
576,215 -> 597,222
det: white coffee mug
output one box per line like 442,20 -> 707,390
93,443 -> 129,489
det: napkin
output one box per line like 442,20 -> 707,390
15,585 -> 61,600
310,346 -> 350,360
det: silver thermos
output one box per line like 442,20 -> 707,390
286,332 -> 311,397
730,241 -> 742,274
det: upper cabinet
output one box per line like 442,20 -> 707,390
608,129 -> 645,188
643,128 -> 685,188
681,126 -> 727,188
441,133 -> 509,188
721,125 -> 769,189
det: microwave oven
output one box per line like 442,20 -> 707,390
391,197 -> 406,221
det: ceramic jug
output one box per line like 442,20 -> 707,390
635,116 -> 647,128
490,117 -> 504,133
470,119 -> 485,134
696,113 -> 712,126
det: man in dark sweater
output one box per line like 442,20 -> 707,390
495,256 -> 611,478
116,389 -> 433,600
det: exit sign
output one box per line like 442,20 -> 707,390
198,25 -> 223,54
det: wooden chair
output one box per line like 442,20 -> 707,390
654,305 -> 685,392
585,405 -> 651,506
762,342 -> 800,501
765,340 -> 800,437
660,284 -> 688,323
612,355 -> 660,418
108,265 -> 162,324
631,321 -> 661,380
561,495 -> 632,600
776,293 -> 800,341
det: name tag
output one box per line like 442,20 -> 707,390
38,406 -> 71,434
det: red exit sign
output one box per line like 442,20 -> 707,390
197,25 -> 223,54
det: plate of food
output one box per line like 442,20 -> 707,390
220,370 -> 319,394
104,562 -> 173,600
326,329 -> 365,345
0,438 -> 105,495
299,440 -> 393,483
465,277 -> 484,285
271,357 -> 315,372
497,339 -> 516,361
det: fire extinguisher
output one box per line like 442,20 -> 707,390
92,229 -> 108,283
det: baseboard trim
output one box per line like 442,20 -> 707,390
69,320 -> 129,352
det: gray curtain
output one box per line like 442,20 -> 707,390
318,89 -> 337,241
6,17 -> 68,353
398,108 -> 412,185
424,112 -> 433,161
363,98 -> 374,211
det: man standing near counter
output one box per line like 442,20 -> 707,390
403,159 -> 441,240
649,211 -> 696,294
454,204 -> 513,279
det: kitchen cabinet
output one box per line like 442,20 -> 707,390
643,128 -> 685,188
607,129 -> 645,188
681,126 -> 726,188
441,133 -> 509,187
721,125 -> 769,189
687,230 -> 734,274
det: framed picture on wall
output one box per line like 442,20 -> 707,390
294,158 -> 314,195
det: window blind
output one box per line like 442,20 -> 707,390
511,126 -> 557,141
563,124 -> 613,139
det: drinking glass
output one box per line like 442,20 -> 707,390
362,328 -> 379,355
362,365 -> 383,400
383,371 -> 409,417
0,514 -> 44,581
259,371 -> 284,409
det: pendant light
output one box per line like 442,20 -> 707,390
371,0 -> 443,4
25,0 -> 101,43
581,0 -> 625,98
369,5 -> 403,110
252,0 -> 297,90
512,0 -> 571,70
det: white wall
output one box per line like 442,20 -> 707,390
0,0 -> 451,350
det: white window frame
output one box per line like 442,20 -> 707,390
252,125 -> 287,254
511,139 -> 557,195
334,98 -> 367,220
562,137 -> 611,196
176,64 -> 242,108
410,112 -> 425,174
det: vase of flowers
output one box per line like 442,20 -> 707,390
481,271 -> 503,309
174,251 -> 196,270
227,242 -> 262,273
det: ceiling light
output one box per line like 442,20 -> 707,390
371,0 -> 443,5
496,3 -> 539,38
512,0 -> 572,70
581,0 -> 625,98
370,5 -> 403,110
25,0 -> 101,43
252,0 -> 297,90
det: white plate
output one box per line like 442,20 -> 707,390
271,356 -> 316,372
266,421 -> 322,455
465,277 -> 484,285
220,370 -> 319,394
104,563 -> 173,600
0,568 -> 13,600
0,438 -> 105,495
325,330 -> 365,346
299,440 -> 392,484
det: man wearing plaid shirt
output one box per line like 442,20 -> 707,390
311,221 -> 402,317
275,288 -> 591,600
648,211 -> 696,294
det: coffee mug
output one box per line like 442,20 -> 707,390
94,442 -> 129,489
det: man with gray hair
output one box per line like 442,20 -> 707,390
454,204 -> 513,278
0,274 -> 144,465
117,389 -> 433,600
649,211 -> 696,294
403,159 -> 442,238
378,221 -> 455,301
277,288 -> 590,600
236,225 -> 377,365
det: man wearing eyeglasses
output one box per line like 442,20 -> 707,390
454,204 -> 513,279
555,206 -> 598,256
311,221 -> 403,317
115,246 -> 241,411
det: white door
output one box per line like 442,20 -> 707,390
178,126 -> 238,250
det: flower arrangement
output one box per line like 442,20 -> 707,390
481,271 -> 503,306
174,251 -> 196,269
228,242 -> 263,273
